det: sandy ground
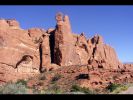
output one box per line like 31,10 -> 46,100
119,87 -> 133,94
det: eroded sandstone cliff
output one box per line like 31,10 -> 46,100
0,13 -> 124,84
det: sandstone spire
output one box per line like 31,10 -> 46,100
0,13 -> 125,85
54,12 -> 80,66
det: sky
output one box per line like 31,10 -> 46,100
0,5 -> 132,63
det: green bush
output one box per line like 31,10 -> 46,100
106,83 -> 120,92
106,83 -> 128,93
71,85 -> 95,94
0,82 -> 29,94
112,86 -> 128,94
16,79 -> 27,86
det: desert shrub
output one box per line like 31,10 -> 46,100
38,74 -> 46,80
16,79 -> 27,86
44,84 -> 62,94
112,85 -> 128,94
0,82 -> 29,94
45,89 -> 62,94
106,83 -> 128,93
106,83 -> 120,92
94,88 -> 101,93
32,89 -> 41,94
51,74 -> 62,83
71,85 -> 95,94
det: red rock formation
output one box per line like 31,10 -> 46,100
28,28 -> 51,71
53,13 -> 123,70
75,33 -> 90,65
88,34 -> 123,70
0,19 -> 10,29
0,13 -> 126,86
123,64 -> 133,71
7,19 -> 20,29
0,19 -> 20,30
54,12 -> 80,66
0,20 -> 51,83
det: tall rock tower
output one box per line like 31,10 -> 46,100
53,12 -> 123,69
54,12 -> 81,66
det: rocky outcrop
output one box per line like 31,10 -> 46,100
0,13 -> 125,85
123,64 -> 133,72
0,19 -> 21,30
28,28 -> 51,71
88,34 -> 123,70
54,13 -> 81,66
75,33 -> 90,65
0,20 -> 52,83
7,19 -> 20,29
53,13 -> 123,70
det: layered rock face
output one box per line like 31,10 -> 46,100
0,19 -> 51,83
53,13 -> 81,66
0,13 -> 124,84
87,35 -> 122,70
28,28 -> 51,71
53,13 -> 122,70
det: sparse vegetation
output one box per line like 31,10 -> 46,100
71,85 -> 96,94
44,84 -> 63,94
106,83 -> 120,92
0,78 -> 131,94
106,83 -> 128,94
0,81 -> 29,94
32,88 -> 41,94
0,79 -> 46,94
38,74 -> 46,80
16,79 -> 27,86
51,74 -> 62,83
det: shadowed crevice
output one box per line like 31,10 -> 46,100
49,30 -> 55,63
39,43 -> 43,73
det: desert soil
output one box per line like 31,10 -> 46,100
119,87 -> 133,94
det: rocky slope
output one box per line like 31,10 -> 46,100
0,13 -> 132,91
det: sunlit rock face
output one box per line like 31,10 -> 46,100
0,13 -> 123,84
0,19 -> 51,83
53,13 -> 123,70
